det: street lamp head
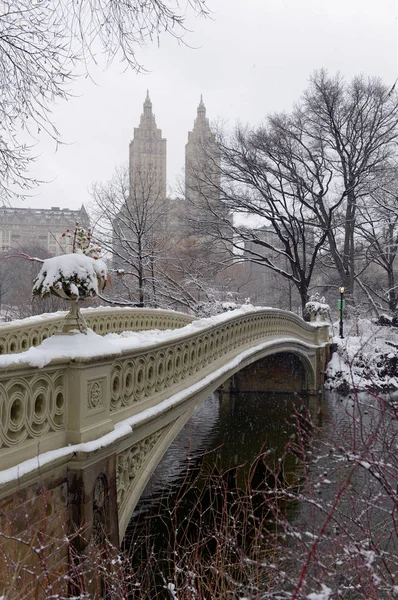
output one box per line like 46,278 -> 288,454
339,286 -> 345,294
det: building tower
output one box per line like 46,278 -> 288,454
185,95 -> 220,212
129,91 -> 167,202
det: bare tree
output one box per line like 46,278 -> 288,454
186,119 -> 330,313
302,71 -> 398,296
355,172 -> 398,314
91,165 -> 170,306
157,234 -> 239,313
187,72 -> 398,312
91,165 -> 239,313
0,0 -> 208,201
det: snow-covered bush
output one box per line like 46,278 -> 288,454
196,299 -> 247,318
32,252 -> 108,300
194,291 -> 243,318
61,223 -> 102,259
326,317 -> 398,391
305,293 -> 331,322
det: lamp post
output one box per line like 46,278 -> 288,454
338,286 -> 345,339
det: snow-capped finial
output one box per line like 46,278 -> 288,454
146,89 -> 150,102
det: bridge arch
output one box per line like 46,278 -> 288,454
118,409 -> 197,540
231,344 -> 317,394
116,341 -> 319,541
0,307 -> 330,553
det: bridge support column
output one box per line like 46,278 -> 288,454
67,451 -> 119,595
312,345 -> 331,396
68,452 -> 119,545
67,360 -> 114,444
305,345 -> 331,423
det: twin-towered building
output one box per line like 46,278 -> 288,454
0,93 -> 220,257
112,91 -> 227,305
0,93 -> 226,313
128,91 -> 220,228
128,91 -> 167,204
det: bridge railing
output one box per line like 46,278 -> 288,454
0,307 -> 195,355
0,308 -> 330,470
107,309 -> 329,424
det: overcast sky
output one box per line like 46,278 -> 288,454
18,0 -> 398,212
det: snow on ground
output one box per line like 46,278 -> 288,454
326,318 -> 398,391
307,584 -> 333,600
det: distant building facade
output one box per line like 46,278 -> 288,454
242,226 -> 295,310
116,92 -> 223,250
0,205 -> 90,255
112,92 -> 228,306
185,95 -> 221,215
129,91 -> 167,203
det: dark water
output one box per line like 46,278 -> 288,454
124,390 -> 306,527
122,389 -> 398,599
122,390 -> 313,595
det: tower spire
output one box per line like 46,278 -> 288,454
197,94 -> 206,122
130,92 -> 167,203
143,90 -> 152,117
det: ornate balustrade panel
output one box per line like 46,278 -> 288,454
109,310 -> 328,421
0,361 -> 68,469
0,308 -> 195,355
0,308 -> 329,471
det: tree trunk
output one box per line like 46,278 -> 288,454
150,253 -> 157,307
388,268 -> 397,312
137,238 -> 145,305
298,284 -> 309,317
342,191 -> 356,296
325,228 -> 352,293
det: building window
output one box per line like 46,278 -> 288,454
48,231 -> 73,256
0,230 -> 10,251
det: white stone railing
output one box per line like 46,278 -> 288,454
0,308 -> 330,470
0,307 -> 195,355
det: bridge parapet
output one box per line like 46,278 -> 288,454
0,360 -> 69,469
108,310 -> 328,422
0,307 -> 194,355
0,308 -> 330,472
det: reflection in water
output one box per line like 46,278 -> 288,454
125,390 -> 305,528
297,391 -> 398,545
137,392 -> 220,506
123,389 -> 398,599
123,389 -> 308,598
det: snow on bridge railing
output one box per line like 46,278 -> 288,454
0,307 -> 195,355
0,307 -> 330,474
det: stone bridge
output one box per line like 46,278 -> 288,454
0,306 -> 330,589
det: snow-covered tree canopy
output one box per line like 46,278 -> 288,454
32,253 -> 108,300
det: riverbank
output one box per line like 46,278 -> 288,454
325,317 -> 398,392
